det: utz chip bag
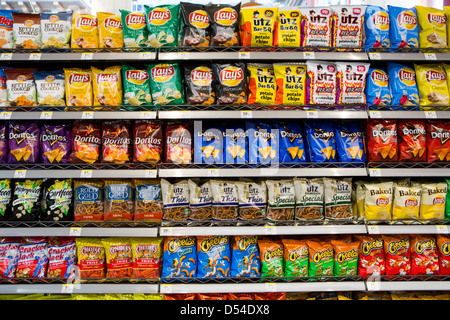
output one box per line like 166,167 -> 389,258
307,240 -> 334,278
133,120 -> 163,163
42,179 -> 73,222
223,123 -> 248,164
353,235 -> 385,278
181,2 -> 211,48
47,237 -> 76,279
306,61 -> 337,105
148,63 -> 184,106
282,238 -> 308,278
334,121 -> 365,162
387,62 -> 420,107
91,66 -> 123,107
366,119 -> 398,162
364,5 -> 390,49
420,182 -> 447,220
144,4 -> 180,48
69,121 -> 101,164
16,237 -> 48,278
120,9 -> 148,48
239,6 -> 278,47
274,7 -> 301,47
258,239 -> 283,277
34,70 -> 65,106
304,120 -> 336,162
235,180 -> 266,221
382,234 -> 411,275
414,64 -> 449,107
40,11 -> 72,48
161,236 -> 197,278
416,6 -> 447,48
164,121 -> 192,164
230,235 -> 260,277
97,12 -> 124,48
0,237 -> 20,278
213,62 -> 247,105
41,123 -> 71,164
64,68 -> 93,107
365,68 -> 391,106
12,12 -> 41,49
5,68 -> 38,107
131,237 -> 163,278
161,179 -> 190,222
12,180 -> 43,221
184,63 -> 215,105
427,120 -> 450,162
122,64 -> 151,106
194,122 -> 223,164
300,7 -> 333,48
247,63 -> 276,105
102,237 -> 133,278
331,240 -> 359,277
398,120 -> 426,162
8,122 -> 40,164
210,180 -> 238,221
410,234 -> 439,275
71,13 -> 98,49
274,63 -> 306,106
76,238 -> 105,278
275,121 -> 306,163
332,5 -> 365,49
336,62 -> 369,105
324,177 -> 353,220
392,185 -> 421,220
246,120 -> 279,165
0,10 -> 16,49
197,235 -> 231,278
388,6 -> 419,49
206,3 -> 240,47
437,234 -> 450,275
101,120 -> 131,164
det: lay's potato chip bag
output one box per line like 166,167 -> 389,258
365,68 -> 391,106
420,182 -> 447,220
392,185 -> 421,220
364,181 -> 394,220
247,63 -> 276,105
12,12 -> 41,49
387,62 -> 420,107
64,68 -> 93,107
388,6 -> 419,49
120,10 -> 148,48
416,6 -> 447,48
122,64 -> 151,106
90,66 -> 123,107
414,64 -> 450,107
0,10 -> 16,49
274,7 -> 301,47
144,4 -> 180,48
97,12 -> 124,49
274,63 -> 306,106
40,11 -> 72,48
71,13 -> 99,49
239,6 -> 278,47
364,5 -> 390,49
445,7 -> 450,46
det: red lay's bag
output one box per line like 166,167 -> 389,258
410,234 -> 439,275
382,234 -> 411,276
427,120 -> 450,162
367,119 -> 398,162
398,120 -> 427,162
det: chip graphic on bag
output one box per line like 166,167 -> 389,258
148,63 -> 184,106
367,119 -> 398,162
206,3 -> 240,47
102,120 -> 132,164
387,62 -> 420,107
41,123 -> 71,164
120,10 -> 148,48
306,61 -> 337,105
5,68 -> 38,107
12,12 -> 41,49
416,6 -> 447,48
332,5 -> 365,49
64,68 -> 93,107
162,236 -> 197,278
239,6 -> 278,47
71,13 -> 98,49
181,2 -> 211,47
334,121 -> 364,162
365,68 -> 391,106
133,120 -> 163,163
40,11 -> 72,48
276,121 -> 306,163
364,5 -> 390,49
91,66 -> 123,107
304,120 -> 336,162
0,10 -> 16,49
213,63 -> 247,105
274,63 -> 306,106
69,121 -> 101,164
274,7 -> 301,47
144,4 -> 180,48
427,120 -> 450,162
398,120 -> 426,162
223,123 -> 248,164
388,6 -> 419,49
164,121 -> 192,164
246,120 -> 279,164
415,64 -> 450,107
97,12 -> 124,49
122,64 -> 151,106
247,63 -> 276,105
300,7 -> 333,48
184,64 -> 215,105
194,122 -> 223,164
34,70 -> 65,106
8,122 -> 40,164
336,62 -> 369,105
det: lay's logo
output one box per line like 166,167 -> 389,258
104,17 -> 122,31
76,16 -> 97,31
125,13 -> 146,30
148,8 -> 171,26
399,68 -> 416,86
427,13 -> 446,28
214,7 -> 237,26
189,10 -> 210,29
68,73 -> 90,84
151,65 -> 175,82
191,66 -> 213,86
220,66 -> 244,86
49,15 -> 60,23
426,70 -> 446,86
376,196 -> 390,207
126,70 -> 148,85
371,70 -> 388,87
398,11 -> 417,30
405,198 -> 418,208
373,11 -> 389,31
97,73 -> 118,83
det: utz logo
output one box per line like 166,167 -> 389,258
220,66 -> 244,86
189,10 -> 210,29
104,17 -> 122,31
426,70 -> 446,86
399,68 -> 416,86
214,7 -> 237,26
371,70 -> 388,87
125,13 -> 146,29
68,73 -> 90,84
191,66 -> 213,86
49,15 -> 60,23
148,8 -> 171,26
45,75 -> 55,83
373,11 -> 389,31
97,73 -> 119,83
126,70 -> 148,85
151,65 -> 175,82
76,16 -> 97,31
398,11 -> 417,30
427,13 -> 446,28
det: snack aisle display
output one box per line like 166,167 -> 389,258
3,2 -> 450,301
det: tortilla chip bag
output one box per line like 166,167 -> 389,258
97,12 -> 124,49
415,64 -> 450,107
71,13 -> 99,49
91,66 -> 123,107
416,6 -> 447,48
69,121 -> 101,164
64,68 -> 93,107
101,120 -> 132,164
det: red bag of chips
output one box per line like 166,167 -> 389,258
367,119 -> 398,162
427,120 -> 450,162
133,120 -> 163,163
353,235 -> 385,279
398,120 -> 427,162
164,121 -> 193,164
410,234 -> 439,275
69,121 -> 101,164
382,234 -> 411,276
101,120 -> 131,164
437,234 -> 450,275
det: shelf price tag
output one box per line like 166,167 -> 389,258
0,53 -> 12,61
145,169 -> 157,178
424,111 -> 437,119
265,283 -> 277,292
179,111 -> 191,119
81,52 -> 93,60
369,110 -> 381,118
14,170 -> 26,179
40,111 -> 53,120
367,225 -> 380,234
306,110 -> 318,118
178,52 -> 190,59
239,51 -> 251,59
61,284 -> 74,294
366,276 -> 381,291
265,226 -> 277,235
140,111 -> 154,119
424,53 -> 437,60
369,52 -> 381,60
369,168 -> 381,177
241,111 -> 252,118
69,227 -> 82,236
160,227 -> 173,236
160,284 -> 173,294
436,225 -> 448,234
303,52 -> 315,59
207,169 -> 220,177
0,112 -> 11,120
82,111 -> 94,119
80,170 -> 93,178
29,53 -> 42,60
139,52 -> 154,60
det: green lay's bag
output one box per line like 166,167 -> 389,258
120,9 -> 148,48
144,4 -> 181,48
147,62 -> 184,106
122,64 -> 152,106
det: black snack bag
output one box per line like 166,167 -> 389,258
11,180 -> 43,221
206,3 -> 240,47
180,2 -> 211,47
184,63 -> 216,105
41,179 -> 73,222
212,62 -> 248,105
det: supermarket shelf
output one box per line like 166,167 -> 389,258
368,110 -> 450,119
366,224 -> 449,235
0,169 -> 157,179
0,283 -> 159,294
367,163 -> 450,177
366,276 -> 450,292
0,110 -> 157,120
368,51 -> 450,61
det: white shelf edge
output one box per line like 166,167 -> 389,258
368,168 -> 450,178
0,283 -> 159,294
0,170 -> 157,179
0,227 -> 158,237
367,224 -> 448,235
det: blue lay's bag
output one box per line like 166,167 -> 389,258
387,62 -> 420,107
193,121 -> 223,164
162,236 -> 197,279
364,5 -> 391,49
246,121 -> 279,165
275,121 -> 306,163
230,235 -> 261,278
365,67 -> 392,106
388,6 -> 419,49
223,123 -> 248,164
334,121 -> 365,162
197,235 -> 231,278
304,120 -> 336,162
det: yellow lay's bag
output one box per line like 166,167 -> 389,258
71,13 -> 99,49
445,7 -> 450,46
416,6 -> 447,48
414,64 -> 450,107
64,68 -> 93,107
274,7 -> 301,47
97,12 -> 124,49
364,181 -> 394,221
247,63 -> 276,105
239,6 -> 278,47
274,63 -> 306,105
91,66 -> 123,107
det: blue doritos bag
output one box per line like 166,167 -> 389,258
246,121 -> 279,165
388,6 -> 419,49
387,62 -> 420,107
365,67 -> 392,106
223,123 -> 248,164
193,121 -> 223,164
335,121 -> 365,163
230,235 -> 260,278
276,121 -> 306,163
197,235 -> 231,278
364,5 -> 391,49
162,236 -> 197,279
304,120 -> 336,162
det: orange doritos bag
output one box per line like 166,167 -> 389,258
427,120 -> 450,162
367,119 -> 398,162
398,120 -> 427,162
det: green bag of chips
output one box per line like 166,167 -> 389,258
331,240 -> 359,277
282,239 -> 308,278
122,64 -> 152,106
258,239 -> 284,278
120,9 -> 148,48
147,62 -> 184,106
144,4 -> 181,48
0,179 -> 11,220
306,240 -> 334,279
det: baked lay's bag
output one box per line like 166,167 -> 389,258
193,122 -> 223,164
12,12 -> 41,49
398,120 -> 426,162
71,13 -> 98,49
40,11 -> 72,48
304,120 -> 336,162
247,63 -> 276,105
427,120 -> 450,162
97,12 -> 124,49
416,6 -> 447,48
300,7 -> 333,48
64,68 -> 93,107
414,64 -> 449,107
392,185 -> 422,220
239,6 -> 278,47
332,5 -> 365,49
223,123 -> 248,164
420,182 -> 447,220
276,121 -> 306,163
274,7 -> 301,47
120,10 -> 148,48
246,120 -> 278,165
274,63 -> 306,106
0,10 -> 16,49
90,66 -> 123,107
364,181 -> 394,221
144,4 -> 180,48
122,64 -> 151,106
206,3 -> 240,47
365,68 -> 391,106
366,119 -> 398,162
388,6 -> 419,49
334,121 -> 364,162
306,61 -> 337,105
336,62 -> 369,105
364,5 -> 390,49
387,62 -> 420,107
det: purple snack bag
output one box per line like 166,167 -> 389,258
8,122 -> 40,163
41,123 -> 72,164
0,123 -> 7,164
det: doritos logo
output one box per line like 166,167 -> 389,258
42,129 -> 67,146
339,130 -> 360,143
10,128 -> 35,145
371,128 -> 396,143
430,126 -> 450,145
313,129 -> 334,142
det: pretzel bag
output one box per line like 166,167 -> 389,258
73,179 -> 104,222
76,238 -> 105,279
230,235 -> 260,277
197,235 -> 231,278
293,178 -> 324,221
236,180 -> 266,221
324,177 -> 353,220
104,179 -> 135,221
410,234 -> 439,275
161,236 -> 197,278
188,180 -> 212,221
102,237 -> 133,278
265,179 -> 295,221
161,179 -> 190,222
210,180 -> 238,221
0,237 -> 20,278
131,237 -> 163,278
134,179 -> 163,223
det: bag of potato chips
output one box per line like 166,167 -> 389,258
122,64 -> 151,106
148,63 -> 184,106
414,64 -> 450,107
336,62 -> 369,105
239,6 -> 278,47
331,6 -> 365,49
247,63 -> 276,105
40,11 -> 72,48
416,6 -> 447,48
91,66 -> 123,107
120,9 -> 148,48
300,7 -> 333,48
274,63 -> 306,106
392,185 -> 422,220
364,181 -> 394,221
0,10 -> 16,49
306,61 -> 337,105
5,68 -> 38,107
420,182 -> 447,220
274,7 -> 301,47
97,12 -> 124,49
64,68 -> 93,107
34,70 -> 65,106
144,4 -> 180,48
427,120 -> 450,162
71,13 -> 98,49
12,12 -> 41,49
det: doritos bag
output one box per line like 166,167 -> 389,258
97,12 -> 124,48
0,124 -> 7,164
133,120 -> 163,163
194,122 -> 223,164
144,4 -> 180,48
334,121 -> 365,162
101,120 -> 131,164
364,5 -> 390,49
180,2 -> 211,48
336,62 -> 369,105
410,234 -> 439,275
382,234 -> 411,276
416,6 -> 447,48
197,235 -> 231,278
365,68 -> 391,106
300,7 -> 333,48
247,63 -> 276,105
91,66 -> 123,107
274,63 -> 306,106
276,121 -> 306,163
274,7 -> 301,47
239,6 -> 278,47
427,120 -> 450,162
304,120 -> 336,163
164,121 -> 193,164
397,120 -> 426,162
414,64 -> 450,107
8,122 -> 40,164
306,61 -> 337,105
206,3 -> 240,47
387,62 -> 420,107
71,13 -> 99,49
366,119 -> 398,162
331,5 -> 365,49
230,235 -> 260,277
388,6 -> 419,49
41,123 -> 71,164
223,123 -> 248,164
0,10 -> 16,49
69,121 -> 101,164
246,120 -> 279,165
64,68 -> 93,107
